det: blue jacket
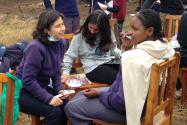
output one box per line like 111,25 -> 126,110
43,0 -> 79,17
99,69 -> 125,115
17,40 -> 68,103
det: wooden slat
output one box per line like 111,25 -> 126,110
0,73 -> 15,125
164,15 -> 182,41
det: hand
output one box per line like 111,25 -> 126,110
121,32 -> 134,51
83,88 -> 101,98
100,6 -> 107,10
49,95 -> 63,107
58,90 -> 70,99
61,74 -> 71,83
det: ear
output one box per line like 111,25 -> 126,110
146,27 -> 154,37
44,29 -> 50,35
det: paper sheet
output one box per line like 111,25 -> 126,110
97,2 -> 112,15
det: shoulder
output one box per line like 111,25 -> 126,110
25,40 -> 46,53
71,33 -> 84,44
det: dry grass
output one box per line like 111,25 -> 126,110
0,15 -> 36,45
1,0 -> 187,125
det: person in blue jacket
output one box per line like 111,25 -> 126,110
17,10 -> 69,125
43,0 -> 80,33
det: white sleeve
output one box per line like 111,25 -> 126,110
62,35 -> 80,74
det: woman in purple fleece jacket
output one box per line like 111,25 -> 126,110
17,10 -> 68,125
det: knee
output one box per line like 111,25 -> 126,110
64,102 -> 76,117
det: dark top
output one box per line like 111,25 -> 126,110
17,40 -> 68,103
177,12 -> 187,67
43,0 -> 79,17
99,69 -> 126,115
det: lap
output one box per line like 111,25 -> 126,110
19,90 -> 67,116
66,88 -> 125,123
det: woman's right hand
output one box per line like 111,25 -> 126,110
121,32 -> 134,51
61,74 -> 71,83
49,95 -> 63,107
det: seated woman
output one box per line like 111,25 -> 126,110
17,10 -> 69,125
62,10 -> 121,84
64,9 -> 175,125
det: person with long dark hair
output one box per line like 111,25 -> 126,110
17,10 -> 69,125
62,10 -> 121,85
64,9 -> 175,125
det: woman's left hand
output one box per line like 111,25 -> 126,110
83,88 -> 101,98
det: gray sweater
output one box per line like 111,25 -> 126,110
62,32 -> 121,74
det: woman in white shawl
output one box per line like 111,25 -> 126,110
121,9 -> 175,125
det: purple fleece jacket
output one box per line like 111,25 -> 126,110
99,69 -> 126,115
17,39 -> 68,103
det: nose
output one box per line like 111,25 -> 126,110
90,29 -> 96,34
61,25 -> 65,31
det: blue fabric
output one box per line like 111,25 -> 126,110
151,1 -> 161,14
0,45 -> 6,61
99,69 -> 125,114
43,0 -> 79,17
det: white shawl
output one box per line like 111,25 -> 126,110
121,40 -> 175,125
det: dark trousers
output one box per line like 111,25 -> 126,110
18,87 -> 68,125
176,56 -> 187,90
86,64 -> 119,85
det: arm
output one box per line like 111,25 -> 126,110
22,45 -> 53,103
52,68 -> 64,92
43,0 -> 53,9
111,31 -> 121,59
62,36 -> 80,74
99,71 -> 125,114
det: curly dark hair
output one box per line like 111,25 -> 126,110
77,10 -> 113,52
32,9 -> 64,44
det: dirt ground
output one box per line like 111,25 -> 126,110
0,0 -> 187,125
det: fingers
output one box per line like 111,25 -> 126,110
49,96 -> 63,107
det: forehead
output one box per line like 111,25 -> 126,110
53,17 -> 63,25
130,16 -> 144,27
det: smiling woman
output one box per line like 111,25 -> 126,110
16,10 -> 69,125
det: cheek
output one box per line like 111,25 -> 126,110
50,28 -> 60,35
133,31 -> 147,43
